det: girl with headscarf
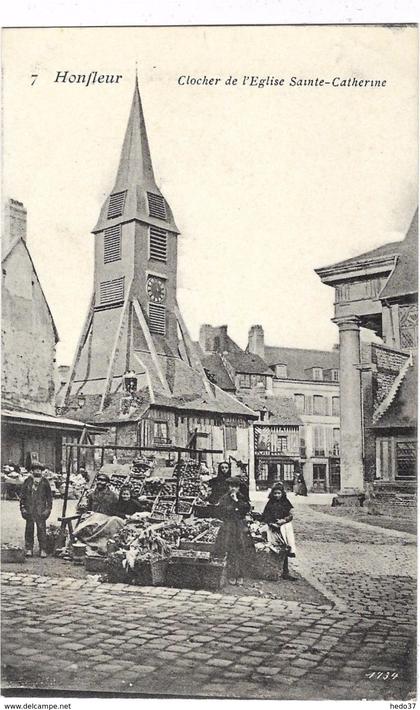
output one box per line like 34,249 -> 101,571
261,482 -> 297,580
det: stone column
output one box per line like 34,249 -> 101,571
333,316 -> 364,493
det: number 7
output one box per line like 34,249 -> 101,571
31,74 -> 38,86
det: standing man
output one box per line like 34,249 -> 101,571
20,462 -> 53,557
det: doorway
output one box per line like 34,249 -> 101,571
312,464 -> 327,492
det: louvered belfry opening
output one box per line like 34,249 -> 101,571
148,303 -> 166,335
100,276 -> 125,305
104,225 -> 122,263
147,192 -> 167,220
149,226 -> 167,262
107,191 -> 127,219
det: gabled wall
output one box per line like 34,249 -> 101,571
2,240 -> 57,414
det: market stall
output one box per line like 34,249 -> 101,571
53,442 -> 287,590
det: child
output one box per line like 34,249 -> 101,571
213,477 -> 254,586
261,482 -> 297,581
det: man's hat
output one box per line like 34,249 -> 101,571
96,473 -> 110,482
31,462 -> 45,471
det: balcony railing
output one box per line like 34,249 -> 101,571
255,445 -> 300,457
153,437 -> 173,447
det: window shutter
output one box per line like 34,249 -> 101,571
305,396 -> 313,414
224,426 -> 237,451
107,191 -> 126,219
147,192 -> 167,220
104,225 -> 121,263
149,226 -> 168,262
148,303 -> 166,335
100,276 -> 125,305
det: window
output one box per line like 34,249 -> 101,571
224,426 -> 237,451
148,303 -> 166,335
313,395 -> 326,416
331,369 -> 339,382
99,276 -> 124,305
147,192 -> 167,220
238,374 -> 251,388
149,226 -> 167,262
332,397 -> 340,417
153,421 -> 169,445
313,368 -> 323,381
275,364 -> 287,378
294,394 -> 305,413
277,435 -> 287,452
283,463 -> 294,481
332,428 -> 340,456
396,441 -> 416,479
104,225 -> 121,263
107,191 -> 126,219
313,426 -> 325,456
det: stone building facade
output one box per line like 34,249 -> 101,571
316,209 -> 417,496
197,323 -> 340,492
1,199 -> 89,470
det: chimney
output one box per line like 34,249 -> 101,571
3,199 -> 27,252
219,325 -> 228,352
199,324 -> 214,353
248,325 -> 265,359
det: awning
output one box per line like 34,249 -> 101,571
1,408 -> 106,434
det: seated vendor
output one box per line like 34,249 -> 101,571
80,473 -> 118,515
115,486 -> 149,518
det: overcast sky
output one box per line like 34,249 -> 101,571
3,25 -> 418,365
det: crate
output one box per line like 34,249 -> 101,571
172,497 -> 196,516
1,546 -> 25,563
251,548 -> 286,581
177,541 -> 213,553
170,550 -> 211,563
166,558 -> 226,591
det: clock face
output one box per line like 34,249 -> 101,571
147,276 -> 166,303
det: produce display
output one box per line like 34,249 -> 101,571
151,497 -> 175,519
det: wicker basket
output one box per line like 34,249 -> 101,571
85,554 -> 108,574
1,546 -> 25,563
251,548 -> 286,581
132,557 -> 169,586
166,557 -> 227,591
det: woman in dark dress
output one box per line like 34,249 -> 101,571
293,472 -> 308,497
261,483 -> 296,580
208,461 -> 250,505
213,478 -> 254,586
115,486 -> 145,519
207,461 -> 231,504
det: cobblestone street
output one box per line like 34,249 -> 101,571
1,505 -> 416,700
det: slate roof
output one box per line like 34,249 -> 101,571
317,241 -> 400,271
371,358 -> 417,430
238,394 -> 303,426
223,351 -> 273,376
262,346 -> 339,379
379,209 -> 418,300
200,353 -> 236,391
64,352 -> 257,425
93,77 -> 179,234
